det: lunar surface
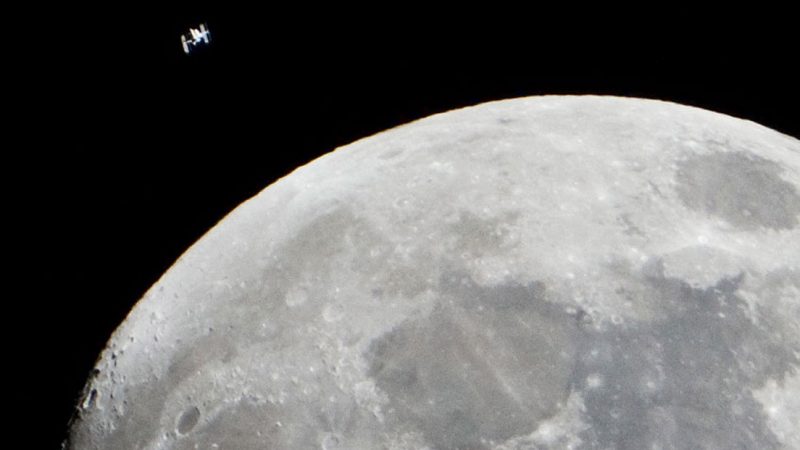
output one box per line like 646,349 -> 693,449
67,96 -> 800,449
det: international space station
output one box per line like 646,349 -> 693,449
181,23 -> 210,54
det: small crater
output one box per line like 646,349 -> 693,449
586,374 -> 604,389
322,303 -> 344,322
320,433 -> 343,449
81,388 -> 98,410
674,151 -> 800,231
285,286 -> 308,307
176,406 -> 201,435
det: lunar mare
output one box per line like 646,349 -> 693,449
67,96 -> 800,449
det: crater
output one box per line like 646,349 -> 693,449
674,151 -> 800,231
176,406 -> 201,434
81,388 -> 98,410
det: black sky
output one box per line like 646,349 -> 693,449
24,7 -> 797,448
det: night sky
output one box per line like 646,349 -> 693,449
24,7 -> 797,448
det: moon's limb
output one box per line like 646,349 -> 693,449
67,96 -> 800,449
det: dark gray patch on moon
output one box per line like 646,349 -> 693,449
365,273 -> 577,449
675,151 -> 800,230
572,268 -> 797,449
365,265 -> 797,449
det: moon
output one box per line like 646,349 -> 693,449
67,96 -> 800,449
